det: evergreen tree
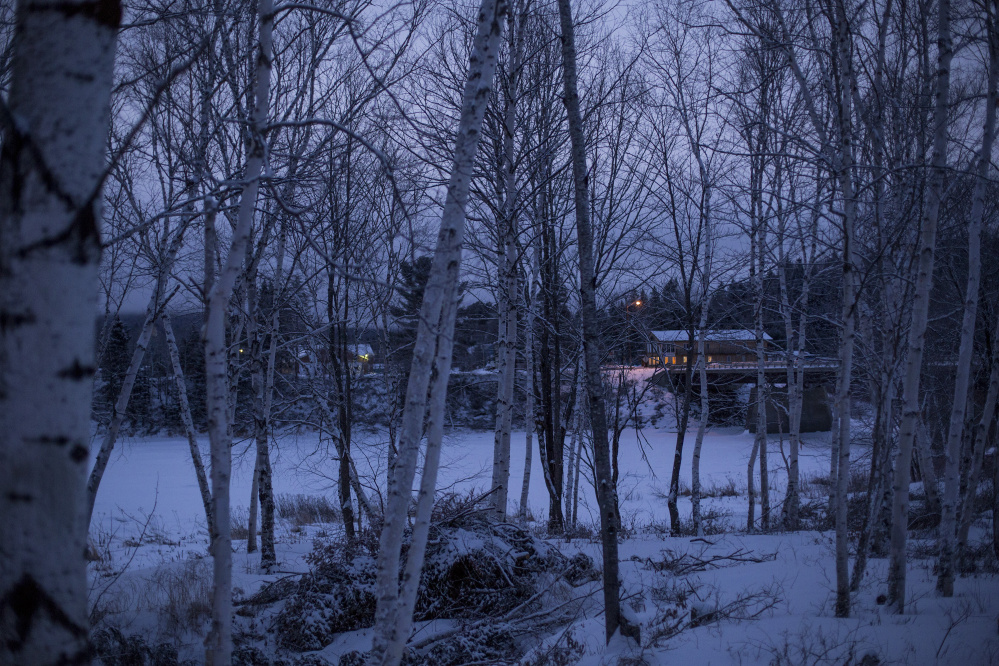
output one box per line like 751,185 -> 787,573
100,317 -> 131,420
180,328 -> 207,428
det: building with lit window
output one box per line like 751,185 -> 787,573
643,329 -> 774,367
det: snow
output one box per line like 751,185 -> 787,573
649,329 -> 774,342
87,418 -> 999,664
91,424 -> 831,541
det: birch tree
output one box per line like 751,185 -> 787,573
368,1 -> 508,663
888,0 -> 952,614
161,310 -> 214,535
0,0 -> 120,663
489,0 -> 529,521
86,225 -> 186,527
203,0 -> 275,661
725,0 -> 862,616
938,0 -> 996,594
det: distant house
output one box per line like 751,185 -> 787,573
644,329 -> 774,367
347,344 -> 373,375
287,343 -> 374,377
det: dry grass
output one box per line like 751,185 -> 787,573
673,477 -> 741,499
230,505 -> 250,540
144,558 -> 212,640
276,493 -> 340,526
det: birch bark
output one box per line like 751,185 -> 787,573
940,0 -> 995,592
86,229 -> 182,527
204,0 -> 274,661
0,1 -> 119,662
691,192 -> 712,536
888,0 -> 951,614
830,0 -> 861,619
368,2 -> 507,663
161,312 -> 214,536
778,186 -> 815,531
489,44 -> 520,518
754,200 -> 770,531
256,221 -> 285,566
519,243 -> 539,520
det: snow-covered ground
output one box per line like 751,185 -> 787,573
88,418 -> 999,664
91,423 -> 832,541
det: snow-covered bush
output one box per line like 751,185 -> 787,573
273,493 -> 595,655
274,543 -> 379,651
413,625 -> 517,666
92,627 -> 186,666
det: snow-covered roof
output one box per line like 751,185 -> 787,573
649,329 -> 773,342
350,344 -> 373,357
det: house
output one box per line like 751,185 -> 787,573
287,343 -> 374,377
643,329 -> 774,367
347,344 -> 373,375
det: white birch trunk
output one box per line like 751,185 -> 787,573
564,367 -> 585,526
957,323 -> 999,567
204,1 -> 274,661
570,418 -> 585,528
831,0 -> 861,618
888,0 -> 952,614
778,196 -> 812,531
755,212 -> 770,531
748,204 -> 762,532
490,11 -> 525,521
0,1 -> 119,662
940,0 -> 993,591
368,2 -> 507,663
519,245 -> 539,520
256,221 -> 285,567
490,238 -> 517,521
247,273 -> 262,554
691,193 -> 712,537
86,262 -> 169,526
161,312 -> 214,537
86,221 -> 190,526
392,286 -> 460,657
957,45 -> 999,558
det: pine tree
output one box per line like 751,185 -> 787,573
100,317 -> 131,418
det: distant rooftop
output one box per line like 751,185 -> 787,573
649,329 -> 773,342
350,344 -> 373,357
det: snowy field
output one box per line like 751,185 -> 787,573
90,425 -> 833,541
88,423 -> 999,665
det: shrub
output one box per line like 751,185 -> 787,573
409,625 -> 517,666
92,627 -> 185,666
275,492 -> 586,655
274,543 -> 379,651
